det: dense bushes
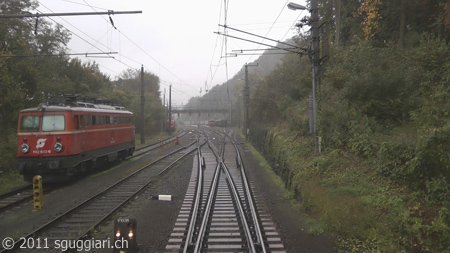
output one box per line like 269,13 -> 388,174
320,35 -> 450,183
248,33 -> 450,251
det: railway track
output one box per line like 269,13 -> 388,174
0,185 -> 32,213
0,135 -> 199,253
0,131 -> 186,215
166,129 -> 285,253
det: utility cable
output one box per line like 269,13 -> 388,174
244,0 -> 290,63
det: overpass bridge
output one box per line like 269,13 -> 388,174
170,106 -> 229,116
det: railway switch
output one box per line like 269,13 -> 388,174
114,218 -> 137,253
33,175 -> 43,209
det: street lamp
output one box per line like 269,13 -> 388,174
288,1 -> 320,153
287,2 -> 306,10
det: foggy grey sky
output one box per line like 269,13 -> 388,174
36,0 -> 308,105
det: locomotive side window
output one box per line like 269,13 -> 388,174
42,115 -> 65,131
20,116 -> 40,132
80,115 -> 85,129
96,115 -> 104,125
74,115 -> 79,130
85,115 -> 92,126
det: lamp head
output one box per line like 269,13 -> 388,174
287,2 -> 307,10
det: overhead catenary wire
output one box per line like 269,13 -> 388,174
219,24 -> 300,49
31,1 -> 305,105
204,0 -> 224,92
36,2 -> 126,70
217,1 -> 306,64
80,0 -> 196,90
214,30 -> 305,55
36,0 -> 197,101
244,0 -> 290,63
0,52 -> 118,58
204,3 -> 299,90
0,10 -> 142,18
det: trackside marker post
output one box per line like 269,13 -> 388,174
151,195 -> 172,201
33,175 -> 43,209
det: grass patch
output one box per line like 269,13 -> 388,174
135,130 -> 180,149
0,171 -> 28,194
241,132 -> 324,234
261,125 -> 401,251
243,138 -> 290,198
258,123 -> 450,252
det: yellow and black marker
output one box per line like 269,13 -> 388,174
33,175 -> 43,209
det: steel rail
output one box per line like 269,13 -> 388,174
0,185 -> 32,213
192,143 -> 222,253
219,161 -> 256,253
0,131 -> 186,215
73,179 -> 152,245
183,139 -> 204,252
73,138 -> 202,251
193,131 -> 256,253
220,130 -> 256,252
231,131 -> 267,253
0,139 -> 197,253
133,130 -> 186,153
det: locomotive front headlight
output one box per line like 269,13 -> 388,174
53,142 -> 63,153
20,144 -> 30,154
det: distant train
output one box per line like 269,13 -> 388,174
166,119 -> 176,132
15,96 -> 135,182
208,119 -> 227,127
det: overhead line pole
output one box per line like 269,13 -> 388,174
244,63 -> 257,141
218,2 -> 322,152
169,85 -> 172,134
140,65 -> 145,145
287,1 -> 321,152
310,0 -> 320,152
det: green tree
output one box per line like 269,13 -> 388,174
115,69 -> 164,136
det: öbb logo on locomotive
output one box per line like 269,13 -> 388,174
36,138 -> 47,150
15,96 -> 136,183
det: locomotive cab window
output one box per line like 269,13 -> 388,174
42,115 -> 65,131
20,116 -> 40,132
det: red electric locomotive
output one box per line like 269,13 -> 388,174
165,119 -> 176,132
15,96 -> 135,182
